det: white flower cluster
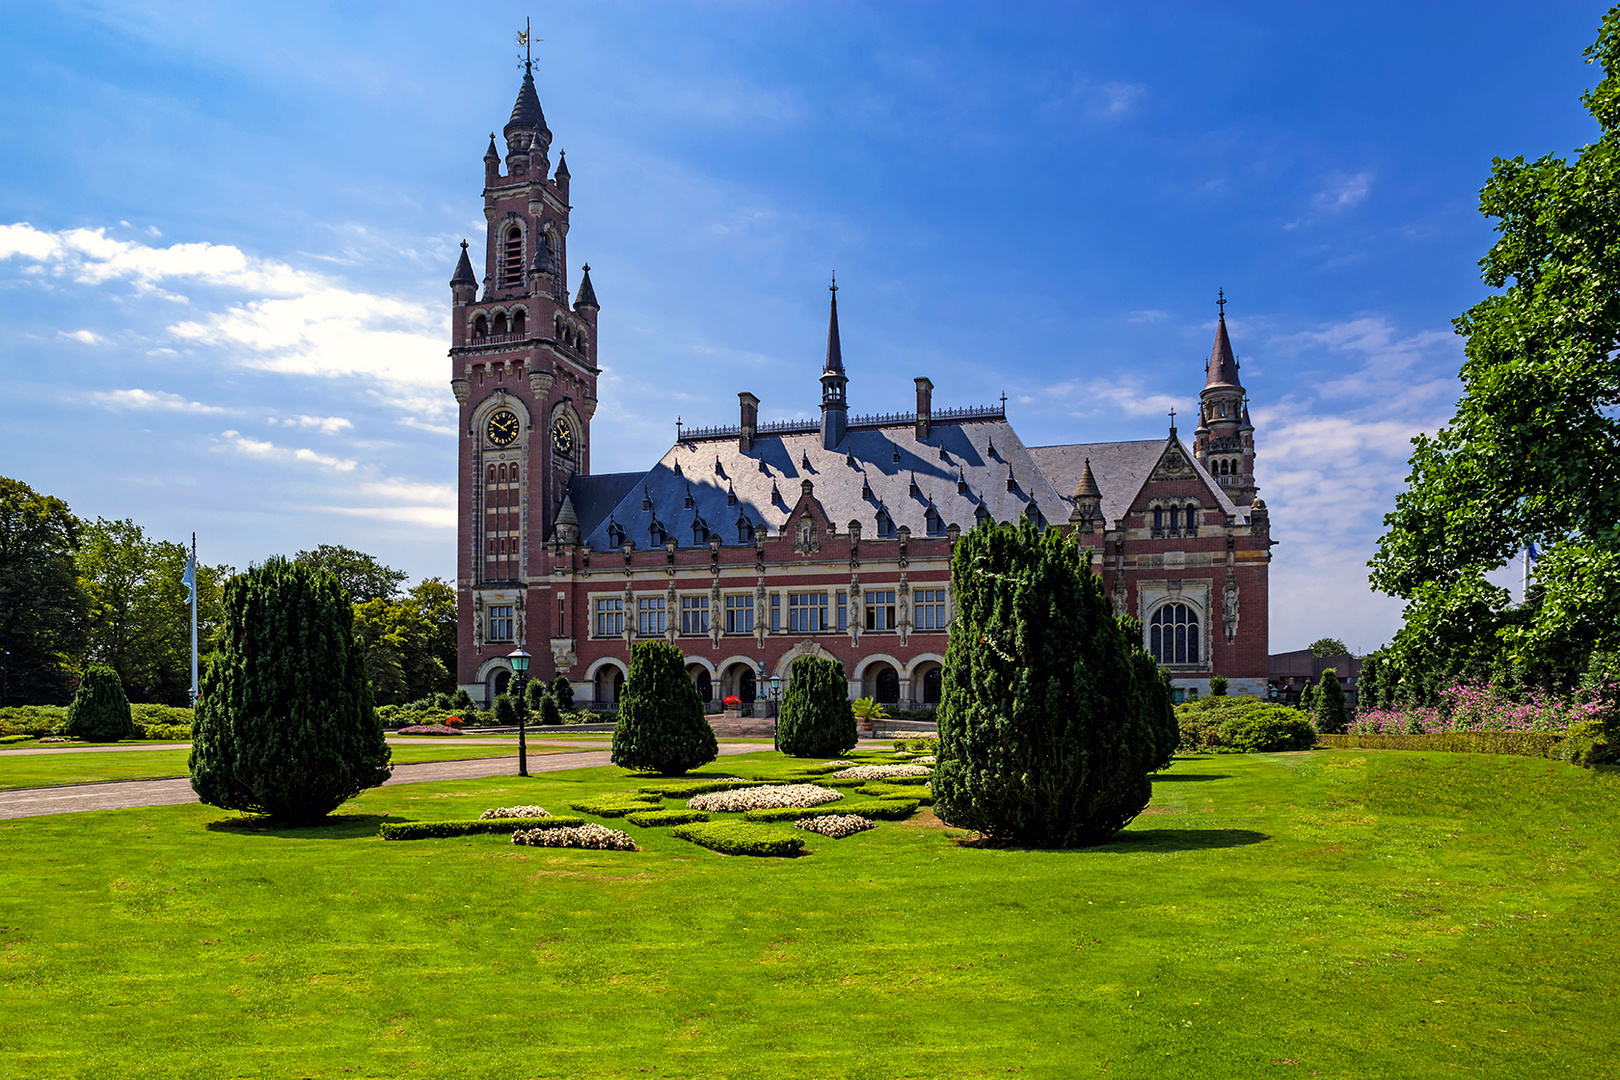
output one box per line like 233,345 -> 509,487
795,814 -> 876,839
912,755 -> 937,765
829,764 -> 933,780
479,806 -> 550,819
687,784 -> 844,812
820,760 -> 855,768
510,824 -> 637,851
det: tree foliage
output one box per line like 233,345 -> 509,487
549,673 -> 575,711
611,640 -> 716,775
1308,638 -> 1350,658
64,664 -> 135,741
1313,668 -> 1348,734
0,477 -> 87,704
293,544 -> 409,604
351,597 -> 450,705
1369,8 -> 1620,697
933,520 -> 1164,847
777,655 -> 858,757
189,557 -> 391,823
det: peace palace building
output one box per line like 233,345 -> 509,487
452,62 -> 1275,710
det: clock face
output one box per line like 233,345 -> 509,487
552,417 -> 575,454
485,410 -> 520,447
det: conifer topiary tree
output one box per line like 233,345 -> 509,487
450,687 -> 474,713
611,640 -> 716,774
64,665 -> 136,742
1209,675 -> 1229,696
189,557 -> 392,824
777,654 -> 858,757
523,677 -> 549,715
491,692 -> 520,726
550,673 -> 575,711
1117,618 -> 1178,774
538,693 -> 562,726
933,520 -> 1162,847
1314,668 -> 1348,734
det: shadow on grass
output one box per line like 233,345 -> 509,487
1150,773 -> 1231,782
956,828 -> 1268,853
204,813 -> 401,839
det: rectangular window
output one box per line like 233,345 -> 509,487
915,588 -> 947,631
789,592 -> 828,633
638,596 -> 667,636
770,594 -> 780,633
489,605 -> 514,642
681,595 -> 709,635
594,597 -> 624,637
725,594 -> 754,635
865,590 -> 897,631
836,590 -> 847,631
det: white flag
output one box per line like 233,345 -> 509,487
181,550 -> 196,601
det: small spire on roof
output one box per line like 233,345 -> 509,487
574,264 -> 599,310
484,133 -> 499,161
1074,458 -> 1101,501
555,149 -> 569,179
555,492 -> 580,527
450,240 -> 477,289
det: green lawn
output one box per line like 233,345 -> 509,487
0,743 -> 585,790
0,749 -> 1616,1078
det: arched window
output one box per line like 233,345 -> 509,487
926,507 -> 944,536
875,666 -> 900,704
473,314 -> 488,340
501,227 -> 523,288
512,309 -> 526,336
510,464 -> 519,483
497,462 -> 506,482
738,668 -> 756,703
694,669 -> 712,702
922,667 -> 942,704
487,464 -> 496,482
493,312 -> 508,336
1149,603 -> 1200,665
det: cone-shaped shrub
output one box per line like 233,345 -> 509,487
538,693 -> 562,726
189,557 -> 392,824
1117,616 -> 1177,773
491,692 -> 520,725
611,640 -> 717,775
550,674 -> 575,711
777,655 -> 857,757
933,520 -> 1161,847
1314,668 -> 1348,734
523,678 -> 549,714
64,665 -> 136,742
451,688 -> 474,712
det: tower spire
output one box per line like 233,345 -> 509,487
819,274 -> 848,450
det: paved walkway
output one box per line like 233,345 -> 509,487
0,736 -> 611,757
0,742 -> 766,821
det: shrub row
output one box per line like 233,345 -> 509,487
1316,731 -> 1569,758
670,820 -> 806,857
0,734 -> 30,745
857,782 -> 934,805
568,793 -> 664,817
635,778 -> 761,797
1177,698 -> 1318,753
743,799 -> 919,823
379,816 -> 586,840
0,704 -> 195,740
625,808 -> 712,828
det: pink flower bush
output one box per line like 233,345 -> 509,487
1349,679 -> 1616,735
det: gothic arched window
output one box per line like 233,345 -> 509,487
1149,603 -> 1200,665
493,312 -> 508,336
473,314 -> 488,340
509,464 -> 519,483
512,309 -> 526,336
501,226 -> 523,289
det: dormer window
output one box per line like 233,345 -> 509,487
737,517 -> 752,543
876,510 -> 895,539
909,474 -> 920,497
608,521 -> 625,548
693,520 -> 709,545
727,486 -> 737,506
925,507 -> 944,536
650,523 -> 666,547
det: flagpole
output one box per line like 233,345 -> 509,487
1522,546 -> 1530,604
190,532 -> 199,706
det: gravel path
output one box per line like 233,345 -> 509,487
0,736 -> 612,757
0,742 -> 764,821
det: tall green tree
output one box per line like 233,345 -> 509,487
292,544 -> 408,604
611,640 -> 716,775
404,577 -> 457,692
1370,6 -> 1620,693
351,598 -> 448,705
776,654 -> 858,757
189,557 -> 391,823
933,520 -> 1162,848
1314,668 -> 1348,734
64,665 -> 136,742
0,477 -> 87,704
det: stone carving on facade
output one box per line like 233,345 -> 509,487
665,582 -> 678,642
1224,568 -> 1240,643
848,574 -> 862,644
622,582 -> 635,647
473,593 -> 485,652
754,577 -> 768,648
709,582 -> 723,649
550,636 -> 576,672
897,575 -> 912,646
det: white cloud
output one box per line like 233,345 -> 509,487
270,414 -> 353,435
1312,171 -> 1372,213
1091,81 -> 1148,120
59,329 -> 101,344
1028,376 -> 1185,421
90,388 -> 229,414
213,430 -> 357,472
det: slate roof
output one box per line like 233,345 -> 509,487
573,419 -> 1068,551
504,68 -> 548,137
1205,311 -> 1242,391
450,241 -> 477,288
1027,437 -> 1246,527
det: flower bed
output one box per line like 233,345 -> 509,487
795,814 -> 876,839
1349,680 -> 1606,736
828,764 -> 932,781
911,755 -> 936,765
396,724 -> 464,736
687,784 -> 843,812
511,823 -> 638,851
744,799 -> 918,823
669,820 -> 806,857
379,816 -> 586,840
478,806 -> 550,819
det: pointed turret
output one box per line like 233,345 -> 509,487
819,276 -> 848,450
484,133 -> 501,186
555,149 -> 570,180
1068,458 -> 1103,531
1205,300 -> 1242,391
574,264 -> 599,311
503,57 -> 553,177
505,66 -> 548,137
1195,290 -> 1258,506
554,492 -> 581,545
450,240 -> 478,294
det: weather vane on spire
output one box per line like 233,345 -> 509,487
829,271 -> 837,294
516,18 -> 539,74
1217,287 -> 1226,316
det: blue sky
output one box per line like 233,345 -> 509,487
0,1 -> 1607,653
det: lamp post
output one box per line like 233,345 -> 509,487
508,646 -> 531,777
769,673 -> 783,749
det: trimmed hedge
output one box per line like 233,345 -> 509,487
625,808 -> 712,828
744,799 -> 919,823
379,816 -> 587,840
857,782 -> 935,805
670,820 -> 806,857
1177,697 -> 1317,753
0,734 -> 30,745
635,779 -> 765,798
784,774 -> 868,788
1316,731 -> 1569,758
568,793 -> 664,818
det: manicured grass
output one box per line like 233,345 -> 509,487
0,750 -> 1617,1077
0,744 -> 588,790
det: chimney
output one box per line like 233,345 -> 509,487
738,391 -> 759,453
914,376 -> 933,441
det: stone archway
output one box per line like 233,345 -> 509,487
863,661 -> 901,704
686,663 -> 714,704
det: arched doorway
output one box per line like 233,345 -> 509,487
687,664 -> 713,704
490,669 -> 511,703
864,662 -> 900,704
921,666 -> 942,704
595,664 -> 625,705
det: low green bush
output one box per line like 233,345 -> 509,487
744,799 -> 918,823
0,705 -> 67,737
670,820 -> 806,857
1177,697 -> 1317,753
137,723 -> 192,741
131,704 -> 194,729
635,779 -> 763,797
379,816 -> 587,840
1557,719 -> 1617,765
857,782 -> 934,805
568,793 -> 664,818
625,808 -> 712,828
0,734 -> 30,745
784,774 -> 867,788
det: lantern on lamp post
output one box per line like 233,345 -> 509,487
508,646 -> 532,778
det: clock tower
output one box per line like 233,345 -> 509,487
451,50 -> 601,702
